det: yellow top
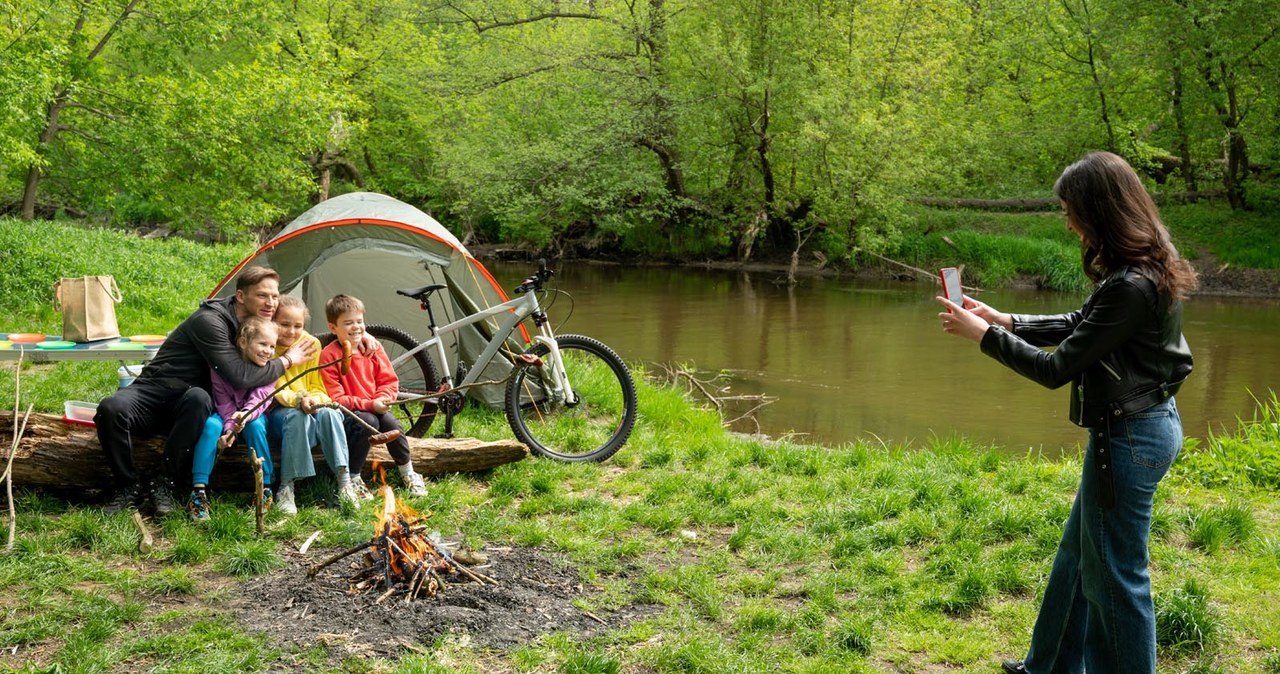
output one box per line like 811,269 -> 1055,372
273,332 -> 332,408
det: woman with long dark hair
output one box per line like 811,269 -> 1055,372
937,151 -> 1197,674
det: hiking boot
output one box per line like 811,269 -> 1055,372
104,486 -> 141,514
187,488 -> 210,522
1001,661 -> 1029,674
274,484 -> 297,515
261,487 -> 274,512
336,482 -> 360,508
351,477 -> 375,501
151,482 -> 178,517
405,471 -> 428,497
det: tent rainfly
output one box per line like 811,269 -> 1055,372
210,192 -> 523,407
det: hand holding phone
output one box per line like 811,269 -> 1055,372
939,267 -> 963,307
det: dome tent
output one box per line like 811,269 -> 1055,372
209,192 -> 523,407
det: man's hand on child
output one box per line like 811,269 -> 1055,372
356,332 -> 379,355
283,339 -> 316,368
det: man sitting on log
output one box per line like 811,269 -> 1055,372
95,267 -> 316,515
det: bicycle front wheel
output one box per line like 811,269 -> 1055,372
505,334 -> 637,462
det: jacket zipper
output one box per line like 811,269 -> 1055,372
1100,360 -> 1122,382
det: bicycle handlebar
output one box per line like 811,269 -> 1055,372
513,258 -> 555,294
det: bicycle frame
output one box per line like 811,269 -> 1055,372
385,289 -> 575,405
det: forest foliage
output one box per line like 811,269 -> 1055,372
2,0 -> 1278,260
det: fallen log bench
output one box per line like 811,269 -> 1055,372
1,411 -> 528,491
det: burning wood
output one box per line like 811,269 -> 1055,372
306,485 -> 495,601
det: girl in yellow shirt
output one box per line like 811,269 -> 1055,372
267,296 -> 363,513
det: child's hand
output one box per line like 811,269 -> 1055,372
300,396 -> 317,414
371,398 -> 391,414
231,410 -> 247,433
217,432 -> 234,449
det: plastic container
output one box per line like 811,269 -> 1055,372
117,364 -> 143,388
64,401 -> 98,426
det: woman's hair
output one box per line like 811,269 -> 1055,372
1053,151 -> 1198,301
237,316 -> 277,356
277,295 -> 309,320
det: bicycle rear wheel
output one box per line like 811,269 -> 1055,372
504,334 -> 637,462
318,325 -> 441,437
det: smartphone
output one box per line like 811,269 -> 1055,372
939,267 -> 963,307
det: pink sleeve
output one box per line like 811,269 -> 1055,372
210,369 -> 240,432
239,382 -> 277,425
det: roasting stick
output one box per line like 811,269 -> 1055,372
320,402 -> 400,445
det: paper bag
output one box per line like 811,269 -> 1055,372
54,275 -> 123,342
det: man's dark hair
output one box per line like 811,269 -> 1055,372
236,266 -> 280,292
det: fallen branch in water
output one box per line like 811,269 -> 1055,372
651,363 -> 776,434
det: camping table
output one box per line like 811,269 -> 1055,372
0,336 -> 160,363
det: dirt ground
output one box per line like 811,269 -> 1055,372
229,545 -> 657,660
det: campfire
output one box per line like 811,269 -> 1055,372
307,485 -> 495,602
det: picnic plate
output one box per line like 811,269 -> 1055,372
7,333 -> 47,344
36,340 -> 78,349
127,334 -> 166,345
107,342 -> 149,350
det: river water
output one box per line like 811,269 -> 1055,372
489,261 -> 1280,454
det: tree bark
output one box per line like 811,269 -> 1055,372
1,411 -> 527,491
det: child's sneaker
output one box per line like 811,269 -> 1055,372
187,488 -> 210,522
405,471 -> 428,497
274,484 -> 297,515
261,487 -> 274,512
337,482 -> 360,508
351,477 -> 375,501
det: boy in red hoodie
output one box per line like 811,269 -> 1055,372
319,294 -> 427,498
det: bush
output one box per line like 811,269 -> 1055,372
1177,391 -> 1280,489
1155,579 -> 1222,654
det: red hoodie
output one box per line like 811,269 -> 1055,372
319,340 -> 399,412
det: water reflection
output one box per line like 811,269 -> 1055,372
490,261 -> 1280,454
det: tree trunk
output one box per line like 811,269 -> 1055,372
20,96 -> 68,221
1,411 -> 528,491
1170,53 -> 1197,192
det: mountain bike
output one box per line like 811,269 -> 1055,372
329,260 -> 637,463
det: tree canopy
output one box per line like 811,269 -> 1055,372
3,0 -> 1278,258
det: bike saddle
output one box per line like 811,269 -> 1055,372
396,283 -> 448,300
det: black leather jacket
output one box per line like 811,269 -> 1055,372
979,267 -> 1193,428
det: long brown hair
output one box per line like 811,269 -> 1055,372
1054,151 -> 1198,301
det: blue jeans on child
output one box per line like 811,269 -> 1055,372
267,406 -> 349,483
191,413 -> 273,487
1021,398 -> 1182,674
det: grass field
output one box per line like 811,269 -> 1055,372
2,216 -> 1279,673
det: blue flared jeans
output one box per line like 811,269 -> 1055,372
267,406 -> 350,483
1023,398 -> 1182,674
191,413 -> 273,487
